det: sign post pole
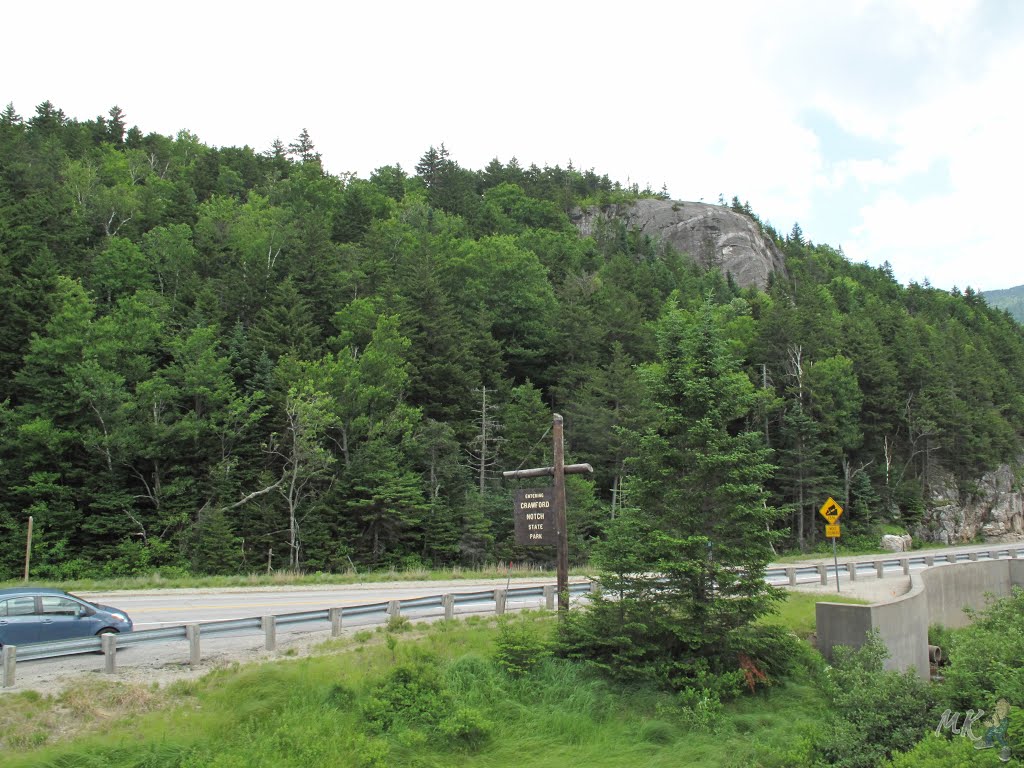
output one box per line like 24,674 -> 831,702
503,414 -> 593,614
832,534 -> 840,593
552,415 -> 569,612
819,498 -> 844,594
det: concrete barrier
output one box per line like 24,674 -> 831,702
817,559 -> 1024,679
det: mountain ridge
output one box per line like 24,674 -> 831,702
982,285 -> 1024,322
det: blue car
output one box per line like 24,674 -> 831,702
0,587 -> 132,648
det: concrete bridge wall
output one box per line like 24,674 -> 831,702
816,559 -> 1024,679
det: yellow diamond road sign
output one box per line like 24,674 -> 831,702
820,497 -> 843,524
826,524 -> 841,538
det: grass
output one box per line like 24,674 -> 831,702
2,610 -> 833,768
1,563 -> 595,593
759,591 -> 868,639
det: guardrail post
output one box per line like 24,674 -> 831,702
875,561 -> 885,579
785,567 -> 797,586
900,558 -> 911,575
1010,549 -> 1019,560
1,645 -> 14,688
845,563 -> 857,581
924,556 -> 935,566
442,594 -> 454,620
387,600 -> 401,619
946,554 -> 957,564
589,580 -> 600,594
543,585 -> 555,610
102,633 -> 117,674
262,616 -> 276,651
330,608 -> 343,637
493,589 -> 507,616
990,550 -> 1001,560
968,552 -> 979,562
816,565 -> 828,585
186,624 -> 201,667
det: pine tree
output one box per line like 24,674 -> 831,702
287,128 -> 320,165
560,300 -> 781,689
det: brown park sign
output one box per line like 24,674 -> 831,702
514,488 -> 557,546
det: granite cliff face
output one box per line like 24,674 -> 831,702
571,199 -> 787,290
916,464 -> 1024,544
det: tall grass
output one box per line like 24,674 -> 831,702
5,611 -> 827,768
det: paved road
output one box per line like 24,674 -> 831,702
81,581 -> 555,630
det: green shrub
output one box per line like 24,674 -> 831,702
359,660 -> 450,734
884,732 -> 1009,767
435,706 -> 493,751
939,588 -> 1024,713
811,632 -> 936,768
494,616 -> 551,677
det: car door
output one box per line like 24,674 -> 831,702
38,596 -> 101,641
0,596 -> 41,645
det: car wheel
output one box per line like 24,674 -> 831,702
94,627 -> 119,653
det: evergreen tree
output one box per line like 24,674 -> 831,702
560,300 -> 781,689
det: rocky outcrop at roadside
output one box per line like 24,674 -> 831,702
916,464 -> 1024,544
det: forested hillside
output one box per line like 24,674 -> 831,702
1,102 -> 1022,580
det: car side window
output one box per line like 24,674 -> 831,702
2,597 -> 37,616
40,597 -> 81,616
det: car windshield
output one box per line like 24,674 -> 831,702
65,593 -> 95,607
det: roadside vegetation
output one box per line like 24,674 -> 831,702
4,589 -> 1022,767
0,602 -> 829,768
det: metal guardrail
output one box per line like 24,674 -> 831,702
3,551 -> 1020,686
762,545 -> 1023,585
2,581 -> 594,673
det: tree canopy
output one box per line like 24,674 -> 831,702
0,101 -> 1022,579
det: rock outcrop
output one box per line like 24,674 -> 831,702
571,199 -> 787,290
880,533 -> 913,552
916,464 -> 1024,544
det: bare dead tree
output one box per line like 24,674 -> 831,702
467,386 -> 503,494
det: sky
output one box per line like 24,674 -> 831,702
5,0 -> 1023,291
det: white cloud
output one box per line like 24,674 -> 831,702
4,0 -> 1023,290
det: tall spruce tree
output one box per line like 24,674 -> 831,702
560,299 -> 781,689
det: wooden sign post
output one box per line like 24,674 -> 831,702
503,414 -> 592,612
